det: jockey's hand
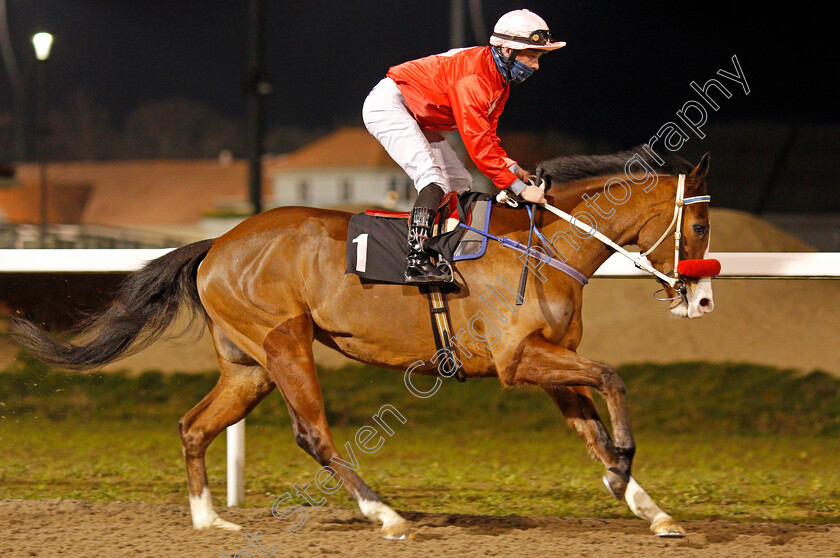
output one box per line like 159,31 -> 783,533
514,167 -> 533,183
520,184 -> 547,204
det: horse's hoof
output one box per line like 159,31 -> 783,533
651,517 -> 686,538
381,521 -> 414,541
602,471 -> 628,500
211,517 -> 243,531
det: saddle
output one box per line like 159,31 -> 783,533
345,191 -> 494,383
345,191 -> 493,285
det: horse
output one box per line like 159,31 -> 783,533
12,147 -> 716,540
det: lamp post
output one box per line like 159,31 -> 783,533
32,31 -> 52,248
247,0 -> 271,216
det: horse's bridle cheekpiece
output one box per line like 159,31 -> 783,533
499,174 -> 722,301
641,174 -> 720,283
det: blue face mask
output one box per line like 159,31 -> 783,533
491,46 -> 535,83
509,59 -> 536,83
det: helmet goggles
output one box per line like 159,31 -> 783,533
492,29 -> 556,48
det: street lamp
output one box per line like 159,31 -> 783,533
32,32 -> 53,61
32,32 -> 52,248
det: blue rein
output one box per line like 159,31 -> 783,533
457,205 -> 589,286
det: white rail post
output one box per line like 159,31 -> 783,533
227,418 -> 246,507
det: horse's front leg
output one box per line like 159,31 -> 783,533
544,385 -> 685,537
507,337 -> 635,493
506,337 -> 684,537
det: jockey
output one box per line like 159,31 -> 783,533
362,9 -> 565,284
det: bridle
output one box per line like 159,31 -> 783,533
498,173 -> 720,300
638,174 -> 715,300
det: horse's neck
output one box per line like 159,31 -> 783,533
543,175 -> 675,277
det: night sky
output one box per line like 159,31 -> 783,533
2,1 -> 837,148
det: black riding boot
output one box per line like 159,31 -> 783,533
405,184 -> 451,285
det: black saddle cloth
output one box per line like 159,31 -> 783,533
345,191 -> 492,284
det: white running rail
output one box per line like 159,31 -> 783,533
3,249 -> 840,278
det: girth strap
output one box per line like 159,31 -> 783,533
420,285 -> 466,382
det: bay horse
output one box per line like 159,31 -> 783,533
12,148 -> 715,540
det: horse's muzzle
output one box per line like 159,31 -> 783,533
670,276 -> 715,319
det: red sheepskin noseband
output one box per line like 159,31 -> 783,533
677,259 -> 721,278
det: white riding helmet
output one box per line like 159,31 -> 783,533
489,9 -> 566,51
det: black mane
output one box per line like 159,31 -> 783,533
536,146 -> 694,187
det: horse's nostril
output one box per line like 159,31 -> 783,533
699,298 -> 710,308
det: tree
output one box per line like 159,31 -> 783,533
264,124 -> 328,155
118,98 -> 244,159
46,88 -> 117,160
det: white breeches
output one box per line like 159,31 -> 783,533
362,77 -> 473,195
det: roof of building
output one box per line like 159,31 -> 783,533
3,159 -> 251,226
268,127 -> 401,170
267,126 -> 564,173
0,181 -> 92,223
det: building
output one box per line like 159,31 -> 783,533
0,158 -> 252,247
266,127 -> 492,212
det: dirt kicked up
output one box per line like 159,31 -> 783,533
1,499 -> 838,558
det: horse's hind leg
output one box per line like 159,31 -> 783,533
179,321 -> 275,530
264,314 -> 412,540
544,385 -> 685,537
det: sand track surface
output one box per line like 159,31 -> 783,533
1,499 -> 838,557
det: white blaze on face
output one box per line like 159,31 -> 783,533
670,233 -> 715,319
685,276 -> 715,318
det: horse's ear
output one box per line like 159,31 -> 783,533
688,152 -> 710,188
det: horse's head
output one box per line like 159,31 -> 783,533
638,153 -> 716,319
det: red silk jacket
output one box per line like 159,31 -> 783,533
386,46 -> 519,190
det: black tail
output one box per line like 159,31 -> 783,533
11,239 -> 216,369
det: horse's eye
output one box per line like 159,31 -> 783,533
693,224 -> 708,237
